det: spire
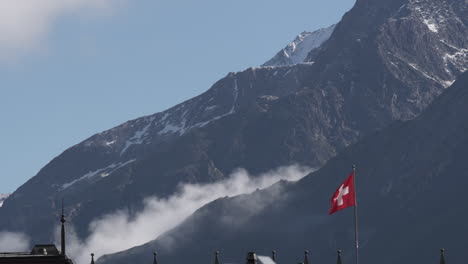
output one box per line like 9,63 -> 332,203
272,250 -> 277,262
60,199 -> 66,256
153,251 -> 158,264
215,251 -> 220,264
336,250 -> 342,264
304,250 -> 309,264
90,253 -> 95,264
440,249 -> 446,264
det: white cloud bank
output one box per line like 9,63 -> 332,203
0,0 -> 121,60
0,232 -> 30,252
64,165 -> 313,264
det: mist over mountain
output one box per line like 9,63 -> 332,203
99,71 -> 468,264
0,0 -> 466,262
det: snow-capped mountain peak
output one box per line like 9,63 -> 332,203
262,24 -> 336,67
0,193 -> 10,207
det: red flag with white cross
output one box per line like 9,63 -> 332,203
329,172 -> 356,215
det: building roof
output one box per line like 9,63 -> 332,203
0,244 -> 74,264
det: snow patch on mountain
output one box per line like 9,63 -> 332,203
423,18 -> 438,33
259,95 -> 279,101
158,79 -> 239,136
158,123 -> 181,135
441,42 -> 468,74
409,0 -> 455,34
407,62 -> 447,86
120,116 -> 156,155
105,140 -> 116,146
60,159 -> 136,191
0,193 -> 10,207
263,24 -> 336,67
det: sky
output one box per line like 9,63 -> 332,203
0,0 -> 355,194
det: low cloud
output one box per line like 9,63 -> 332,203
64,165 -> 313,264
0,232 -> 30,252
0,0 -> 122,60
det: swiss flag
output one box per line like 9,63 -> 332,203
329,172 -> 356,215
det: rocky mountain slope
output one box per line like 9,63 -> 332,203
0,0 -> 466,254
99,72 -> 468,264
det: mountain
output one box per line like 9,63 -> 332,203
0,0 -> 466,255
98,71 -> 468,264
262,24 -> 336,66
0,194 -> 10,208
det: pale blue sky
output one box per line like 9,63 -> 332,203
0,0 -> 355,194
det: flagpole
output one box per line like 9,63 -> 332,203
353,165 -> 359,264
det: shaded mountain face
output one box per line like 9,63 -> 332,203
99,72 -> 468,264
0,0 -> 466,251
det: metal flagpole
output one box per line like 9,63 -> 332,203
352,165 -> 359,264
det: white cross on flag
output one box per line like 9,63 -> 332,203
329,172 -> 356,215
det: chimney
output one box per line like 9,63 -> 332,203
90,253 -> 95,264
246,252 -> 257,264
271,250 -> 277,262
